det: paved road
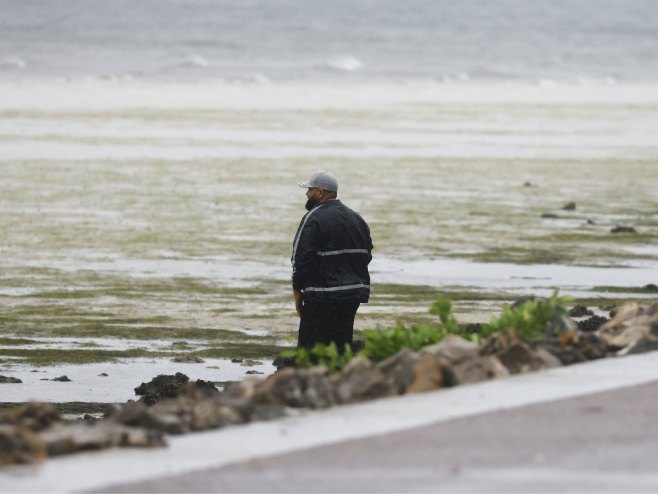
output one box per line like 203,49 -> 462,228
100,381 -> 658,493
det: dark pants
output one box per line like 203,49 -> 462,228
297,300 -> 360,353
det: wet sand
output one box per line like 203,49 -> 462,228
1,80 -> 656,395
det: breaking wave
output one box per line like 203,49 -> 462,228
0,57 -> 27,70
324,56 -> 363,72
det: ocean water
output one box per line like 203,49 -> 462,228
1,0 -> 658,83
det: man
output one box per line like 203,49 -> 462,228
291,170 -> 373,352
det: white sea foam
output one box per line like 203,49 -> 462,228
324,56 -> 363,72
181,55 -> 211,68
0,57 -> 27,70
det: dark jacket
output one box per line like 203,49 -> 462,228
292,200 -> 373,303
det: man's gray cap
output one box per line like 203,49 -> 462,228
298,170 -> 338,192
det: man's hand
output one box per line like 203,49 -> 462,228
293,290 -> 303,317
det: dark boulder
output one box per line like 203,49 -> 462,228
577,315 -> 609,332
610,226 -> 637,234
569,305 -> 594,318
0,375 -> 22,383
481,330 -> 560,374
272,354 -> 296,370
134,373 -> 190,405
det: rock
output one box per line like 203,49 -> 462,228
601,302 -> 640,333
52,375 -> 72,382
1,402 -> 63,432
481,330 -> 524,356
221,377 -> 262,402
0,402 -> 163,465
0,375 -> 22,383
177,380 -> 220,401
421,335 -> 479,365
375,348 -> 425,394
618,337 -> 658,356
533,347 -> 564,367
596,302 -> 645,348
231,358 -> 243,363
496,341 -> 558,374
562,329 -> 599,355
185,399 -> 246,432
246,370 -> 264,375
610,226 -> 637,234
240,359 -> 264,367
577,315 -> 608,332
134,373 -> 190,405
481,330 -> 559,374
0,425 -> 46,466
544,315 -> 579,338
251,367 -> 337,409
98,373 -> 109,377
40,421 -> 165,457
272,355 -> 296,370
406,357 -> 452,394
569,305 -> 594,318
331,356 -> 395,403
608,325 -> 656,351
541,213 -> 559,219
562,201 -> 576,210
107,401 -> 185,435
171,356 -> 205,363
451,355 -> 509,384
537,331 -> 607,365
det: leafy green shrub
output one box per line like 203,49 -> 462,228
279,292 -> 572,369
481,289 -> 572,340
362,298 -> 482,361
280,342 -> 354,374
361,321 -> 443,362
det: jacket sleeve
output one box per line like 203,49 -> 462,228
291,215 -> 320,291
361,215 -> 374,264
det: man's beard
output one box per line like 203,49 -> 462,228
305,197 -> 319,211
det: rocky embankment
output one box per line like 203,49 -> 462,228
1,301 -> 657,467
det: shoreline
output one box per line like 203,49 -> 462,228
2,79 -> 658,112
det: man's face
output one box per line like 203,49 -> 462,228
305,187 -> 322,211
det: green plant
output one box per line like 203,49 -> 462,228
280,342 -> 354,373
279,292 -> 573,370
361,321 -> 444,362
481,289 -> 573,340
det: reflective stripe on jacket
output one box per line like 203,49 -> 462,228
291,200 -> 373,303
